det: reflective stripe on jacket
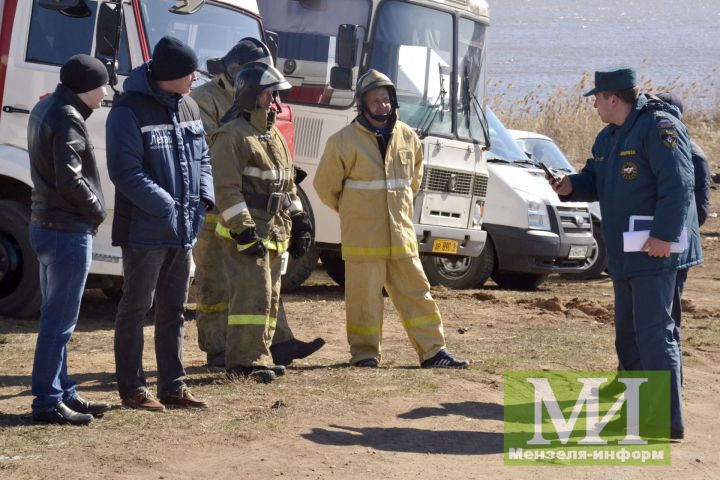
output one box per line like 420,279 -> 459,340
314,119 -> 423,260
211,108 -> 299,249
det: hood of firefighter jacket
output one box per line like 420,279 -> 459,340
123,63 -> 184,111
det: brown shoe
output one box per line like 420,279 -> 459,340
159,387 -> 208,409
121,390 -> 166,412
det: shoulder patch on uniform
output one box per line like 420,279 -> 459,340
660,129 -> 678,149
619,149 -> 637,157
621,161 -> 638,180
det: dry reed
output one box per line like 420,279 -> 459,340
488,70 -> 720,173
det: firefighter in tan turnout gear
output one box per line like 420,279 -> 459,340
191,39 -> 324,368
314,70 -> 469,369
211,61 -> 313,383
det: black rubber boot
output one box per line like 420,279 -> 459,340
270,337 -> 326,366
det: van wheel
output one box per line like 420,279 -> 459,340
491,271 -> 547,291
572,224 -> 607,280
281,187 -> 319,292
422,239 -> 495,289
0,201 -> 41,318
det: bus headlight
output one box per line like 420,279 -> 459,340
472,199 -> 485,228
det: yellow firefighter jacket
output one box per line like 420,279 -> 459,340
190,73 -> 234,138
190,74 -> 234,226
211,108 -> 302,251
314,119 -> 423,260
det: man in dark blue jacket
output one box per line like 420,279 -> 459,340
107,36 -> 214,411
28,54 -> 111,425
550,68 -> 703,440
656,93 -> 712,377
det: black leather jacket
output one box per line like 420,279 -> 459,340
28,84 -> 106,233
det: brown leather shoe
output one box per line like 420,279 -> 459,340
121,390 -> 166,412
159,387 -> 208,409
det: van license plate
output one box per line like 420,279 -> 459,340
432,239 -> 458,254
569,245 -> 588,259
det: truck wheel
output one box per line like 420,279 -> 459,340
0,201 -> 42,318
572,224 -> 608,280
319,250 -> 345,287
101,276 -> 124,302
421,239 -> 495,289
281,187 -> 319,292
491,271 -> 547,291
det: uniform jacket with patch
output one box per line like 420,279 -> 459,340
28,84 -> 106,233
211,109 -> 301,248
107,63 -> 214,248
565,94 -> 703,278
314,118 -> 423,260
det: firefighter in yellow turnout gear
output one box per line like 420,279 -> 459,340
314,70 -> 469,369
211,61 -> 313,382
191,39 -> 323,368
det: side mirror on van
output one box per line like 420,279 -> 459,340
329,67 -> 353,90
38,0 -> 91,18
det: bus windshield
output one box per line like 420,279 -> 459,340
369,1 -> 453,136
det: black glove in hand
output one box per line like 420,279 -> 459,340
230,228 -> 267,258
288,213 -> 313,259
289,232 -> 312,259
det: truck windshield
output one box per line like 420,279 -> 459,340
486,107 -> 531,162
139,0 -> 262,78
369,1 -> 453,137
258,0 -> 371,107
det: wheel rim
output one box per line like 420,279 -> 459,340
431,256 -> 473,281
583,236 -> 599,269
0,232 -> 23,298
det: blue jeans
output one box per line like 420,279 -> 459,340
114,247 -> 191,398
29,226 -> 92,414
613,272 -> 684,433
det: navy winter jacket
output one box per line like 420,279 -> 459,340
107,64 -> 214,248
565,94 -> 703,278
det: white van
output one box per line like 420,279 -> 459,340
510,129 -> 607,279
423,108 -> 595,290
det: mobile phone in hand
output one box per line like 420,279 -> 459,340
539,162 -> 558,183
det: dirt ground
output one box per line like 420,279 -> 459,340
1,190 -> 719,480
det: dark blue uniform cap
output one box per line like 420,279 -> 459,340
583,67 -> 637,97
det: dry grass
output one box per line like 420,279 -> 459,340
488,70 -> 720,172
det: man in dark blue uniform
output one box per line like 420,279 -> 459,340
656,92 -> 712,384
550,68 -> 703,440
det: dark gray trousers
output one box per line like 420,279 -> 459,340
114,247 -> 191,398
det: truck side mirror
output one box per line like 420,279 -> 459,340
336,24 -> 358,69
95,2 -> 122,87
329,67 -> 353,90
37,0 -> 91,18
265,31 -> 280,66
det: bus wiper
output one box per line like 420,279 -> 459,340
470,94 -> 491,150
416,63 -> 447,139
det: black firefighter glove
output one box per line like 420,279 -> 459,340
230,228 -> 268,258
288,213 -> 313,259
